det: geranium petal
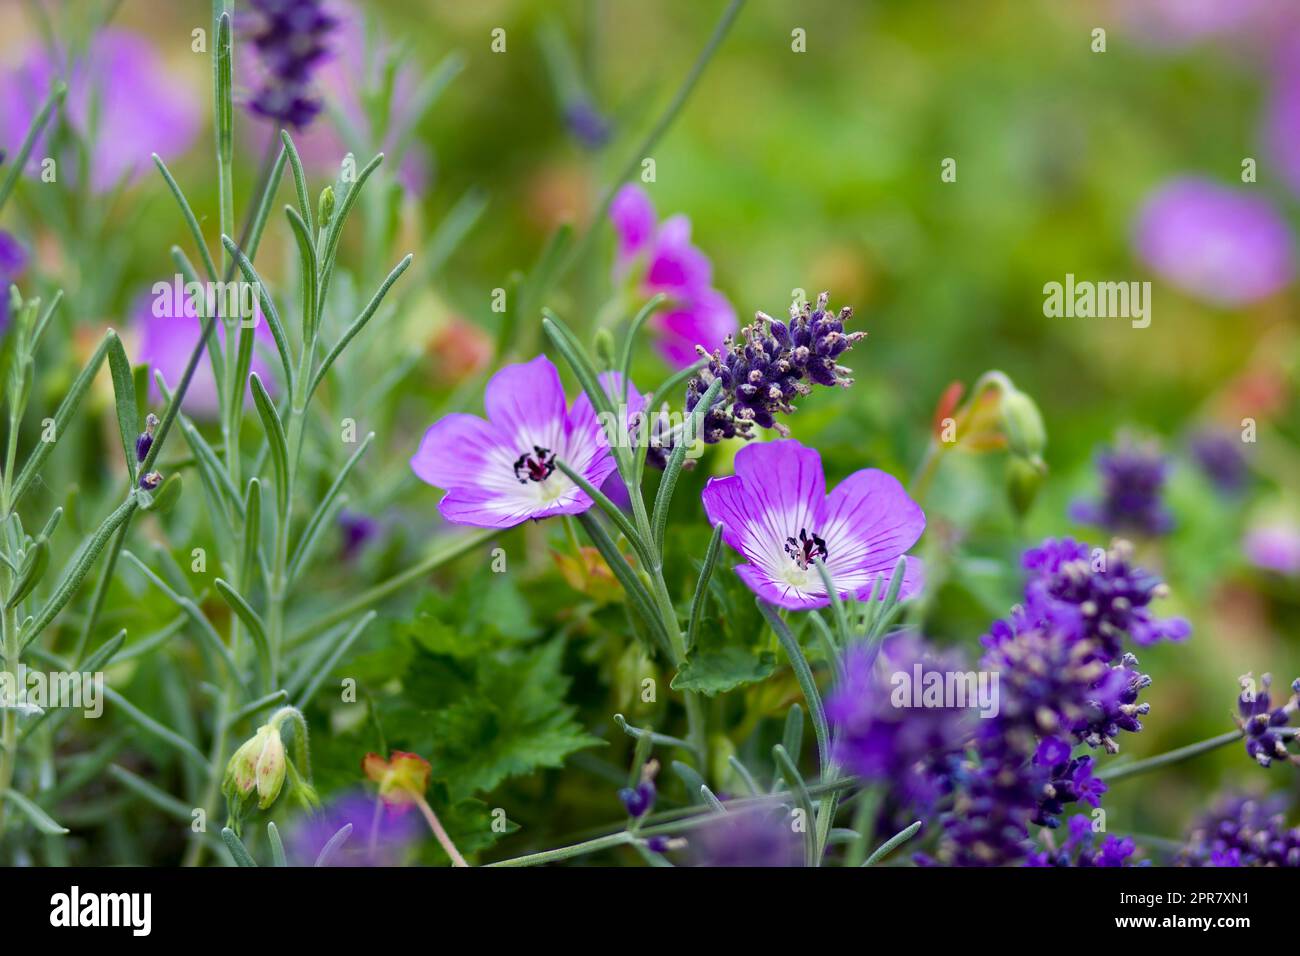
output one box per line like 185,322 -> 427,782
484,354 -> 568,453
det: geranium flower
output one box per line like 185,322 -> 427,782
411,354 -> 617,529
609,184 -> 736,368
700,439 -> 924,610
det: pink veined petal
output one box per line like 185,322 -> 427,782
821,468 -> 926,578
733,440 -> 827,564
645,215 -> 712,295
484,354 -> 568,455
410,413 -> 507,492
438,479 -> 596,529
701,475 -> 776,565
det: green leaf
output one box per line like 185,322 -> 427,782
250,373 -> 289,515
671,645 -> 776,696
222,826 -> 258,867
286,204 -> 319,341
152,154 -> 218,281
313,823 -> 352,866
1,789 -> 68,835
222,237 -> 296,391
287,433 -> 373,581
267,821 -> 288,867
0,81 -> 64,212
6,535 -> 48,609
214,578 -> 271,683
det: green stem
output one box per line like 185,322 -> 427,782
1097,729 -> 1250,782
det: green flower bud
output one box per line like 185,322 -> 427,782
593,328 -> 617,371
317,185 -> 336,230
223,724 -> 286,811
255,726 -> 286,809
999,387 -> 1046,464
1006,455 -> 1047,518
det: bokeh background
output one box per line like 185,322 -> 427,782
0,0 -> 1297,863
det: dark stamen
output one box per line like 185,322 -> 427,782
513,445 -> 556,484
784,528 -> 828,570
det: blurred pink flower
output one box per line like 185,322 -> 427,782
1244,523 -> 1300,576
1133,177 -> 1294,307
0,29 -> 200,193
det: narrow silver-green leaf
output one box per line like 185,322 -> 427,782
222,827 -> 258,867
250,373 -> 289,515
1,789 -> 68,835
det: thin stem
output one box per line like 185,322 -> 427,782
1097,729 -> 1251,782
415,794 -> 469,867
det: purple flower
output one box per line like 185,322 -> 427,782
688,810 -> 802,867
1133,177 -> 1294,307
1027,815 -> 1138,867
1236,673 -> 1299,767
287,791 -> 423,866
700,439 -> 924,610
1012,537 -> 1190,659
1189,428 -> 1249,494
134,289 -> 277,419
338,509 -> 380,561
618,780 -> 656,818
0,30 -> 200,193
1070,438 -> 1174,537
1179,793 -> 1300,867
1244,522 -> 1300,576
0,230 -> 28,329
686,292 -> 866,445
411,355 -> 617,529
565,99 -> 611,150
241,0 -> 337,129
608,184 -> 737,368
826,635 -> 972,807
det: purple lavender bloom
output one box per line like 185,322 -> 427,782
0,30 -> 201,193
411,355 -> 617,529
1236,673 -> 1299,767
686,292 -> 866,445
242,0 -> 337,129
608,184 -> 737,368
1179,793 -> 1300,867
338,509 -> 380,561
1026,815 -> 1138,867
133,289 -> 278,419
618,780 -> 656,818
287,790 -> 423,866
688,810 -> 802,867
565,99 -> 611,150
700,439 -> 924,611
1012,538 -> 1190,660
826,635 -> 973,807
1133,178 -> 1294,307
1243,522 -> 1300,576
1189,428 -> 1249,494
0,230 -> 28,329
1070,438 -> 1174,537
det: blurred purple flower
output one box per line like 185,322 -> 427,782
1026,815 -> 1138,867
1133,177 -> 1294,307
410,355 -> 617,528
1244,521 -> 1300,575
134,288 -> 277,419
1180,792 -> 1300,866
1189,427 -> 1249,494
826,635 -> 973,807
700,438 -> 924,610
1070,437 -> 1174,537
0,30 -> 200,193
288,790 -> 423,866
0,231 -> 28,329
565,99 -> 611,150
338,509 -> 381,561
688,810 -> 802,867
1121,0 -> 1289,48
609,184 -> 737,368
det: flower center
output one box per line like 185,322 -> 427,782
784,528 -> 828,571
513,445 -> 556,484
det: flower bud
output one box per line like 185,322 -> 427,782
223,724 -> 287,811
1006,455 -> 1047,518
1000,387 -> 1046,464
362,751 -> 431,809
592,328 -> 617,370
318,185 -> 335,230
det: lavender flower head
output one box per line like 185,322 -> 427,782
1070,438 -> 1174,536
826,635 -> 973,807
1236,673 -> 1300,768
1189,427 -> 1249,494
0,30 -> 201,193
686,292 -> 864,445
609,185 -> 737,368
1133,177 -> 1294,307
700,439 -> 924,610
288,790 -> 423,866
410,355 -> 617,529
242,0 -> 338,128
1179,793 -> 1300,867
1026,814 -> 1139,867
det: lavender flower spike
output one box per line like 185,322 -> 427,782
687,292 -> 865,444
242,0 -> 338,129
700,439 -> 924,610
411,355 -> 617,529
